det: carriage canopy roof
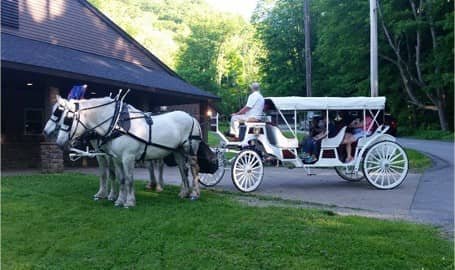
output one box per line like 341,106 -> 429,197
265,96 -> 386,111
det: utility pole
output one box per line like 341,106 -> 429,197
370,0 -> 378,97
304,0 -> 312,97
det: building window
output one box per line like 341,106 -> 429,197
24,109 -> 43,136
1,0 -> 19,29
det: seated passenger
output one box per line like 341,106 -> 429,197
300,114 -> 336,163
342,115 -> 373,162
228,82 -> 264,139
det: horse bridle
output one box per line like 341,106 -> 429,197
61,100 -> 120,143
49,105 -> 65,123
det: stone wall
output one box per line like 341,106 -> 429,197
40,142 -> 64,173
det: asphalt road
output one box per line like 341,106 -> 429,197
397,138 -> 454,232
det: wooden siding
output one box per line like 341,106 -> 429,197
1,0 -> 162,70
1,0 -> 19,28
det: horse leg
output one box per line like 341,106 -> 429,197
93,156 -> 108,200
114,160 -> 127,207
144,160 -> 157,190
189,155 -> 201,199
155,159 -> 164,192
107,157 -> 117,201
123,156 -> 136,208
174,152 -> 190,198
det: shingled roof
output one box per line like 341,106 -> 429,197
1,0 -> 218,100
2,33 -> 217,99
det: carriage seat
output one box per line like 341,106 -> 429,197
265,124 -> 298,148
321,126 -> 347,149
243,113 -> 270,123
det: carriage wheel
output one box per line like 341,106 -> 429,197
363,141 -> 408,190
199,149 -> 225,187
231,150 -> 264,193
335,164 -> 365,182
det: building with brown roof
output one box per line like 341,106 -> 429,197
1,0 -> 218,171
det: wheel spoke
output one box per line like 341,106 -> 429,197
367,166 -> 382,175
380,172 -> 385,186
247,153 -> 252,164
385,169 -> 391,186
366,165 -> 381,171
390,159 -> 405,165
236,167 -> 245,172
390,164 -> 405,170
389,152 -> 404,163
242,174 -> 249,189
250,159 -> 260,168
373,168 -> 382,183
388,167 -> 402,179
367,160 -> 381,165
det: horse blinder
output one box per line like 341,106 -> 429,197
50,106 -> 64,122
61,112 -> 75,132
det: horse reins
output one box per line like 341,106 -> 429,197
61,100 -> 119,142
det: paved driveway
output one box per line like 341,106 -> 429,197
398,138 -> 454,233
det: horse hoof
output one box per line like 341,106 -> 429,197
190,196 -> 199,201
93,197 -> 101,201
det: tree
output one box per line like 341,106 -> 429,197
377,0 -> 454,130
175,13 -> 262,113
253,0 -> 307,96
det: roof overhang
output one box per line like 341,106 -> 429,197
1,33 -> 219,101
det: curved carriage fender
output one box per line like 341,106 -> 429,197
256,136 -> 282,159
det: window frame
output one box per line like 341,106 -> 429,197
23,108 -> 44,136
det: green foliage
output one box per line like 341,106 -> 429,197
400,129 -> 455,141
175,13 -> 263,114
3,174 -> 454,269
253,0 -> 306,96
90,0 -> 453,131
312,1 -> 370,97
89,0 -> 209,68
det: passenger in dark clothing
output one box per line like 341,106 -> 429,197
300,114 -> 336,163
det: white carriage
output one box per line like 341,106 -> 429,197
200,96 -> 409,192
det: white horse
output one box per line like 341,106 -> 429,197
55,96 -> 202,207
43,98 -> 165,201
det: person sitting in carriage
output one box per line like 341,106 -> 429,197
300,113 -> 336,163
228,82 -> 265,139
342,114 -> 373,163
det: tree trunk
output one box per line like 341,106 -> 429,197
436,100 -> 448,131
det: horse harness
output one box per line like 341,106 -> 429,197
63,100 -> 201,161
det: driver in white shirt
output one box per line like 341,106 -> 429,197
229,82 -> 265,138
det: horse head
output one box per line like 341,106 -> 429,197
43,95 -> 69,138
56,97 -> 117,148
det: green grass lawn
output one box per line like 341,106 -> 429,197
406,148 -> 432,172
2,174 -> 453,269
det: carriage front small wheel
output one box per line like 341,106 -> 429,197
231,150 -> 264,192
199,149 -> 226,187
362,141 -> 409,189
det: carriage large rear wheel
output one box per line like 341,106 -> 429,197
363,141 -> 408,190
231,150 -> 264,192
199,149 -> 225,187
